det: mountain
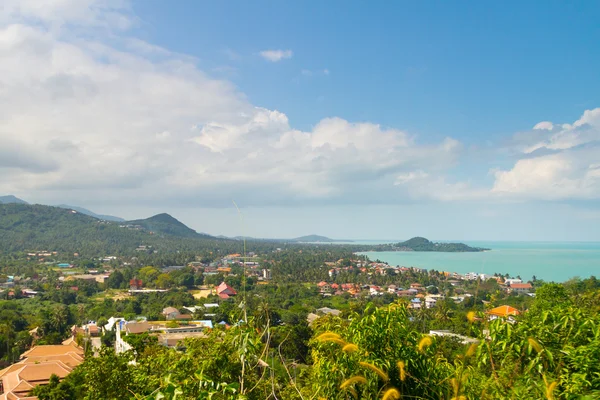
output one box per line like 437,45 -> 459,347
227,234 -> 349,243
0,195 -> 28,204
0,203 -> 239,255
292,234 -> 338,243
57,205 -> 124,222
125,213 -> 211,239
385,237 -> 488,252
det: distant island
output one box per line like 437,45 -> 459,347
371,237 -> 489,252
231,234 -> 351,243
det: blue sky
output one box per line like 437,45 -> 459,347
132,1 -> 600,136
0,0 -> 599,241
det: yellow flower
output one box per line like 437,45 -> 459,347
342,343 -> 359,353
418,336 -> 432,352
316,332 -> 346,346
466,311 -> 476,323
396,361 -> 406,381
465,342 -> 478,357
316,332 -> 341,341
359,361 -> 389,382
543,375 -> 557,400
340,376 -> 367,389
382,387 -> 401,400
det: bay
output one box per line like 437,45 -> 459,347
357,241 -> 600,282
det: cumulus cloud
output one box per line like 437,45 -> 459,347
259,49 -> 293,62
1,0 -> 598,209
0,1 -> 465,207
491,109 -> 600,200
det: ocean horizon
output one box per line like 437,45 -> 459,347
355,240 -> 600,283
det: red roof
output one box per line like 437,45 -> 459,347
317,281 -> 329,287
216,282 -> 237,296
510,283 -> 532,289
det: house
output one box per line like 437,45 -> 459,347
162,307 -> 181,320
487,305 -> 520,322
410,283 -> 423,290
0,341 -> 84,400
317,281 -> 332,294
369,286 -> 382,296
409,298 -> 422,309
262,269 -> 272,280
425,294 -> 444,309
307,308 -> 341,325
115,320 -> 150,353
508,283 -> 533,294
504,278 -> 522,286
130,278 -> 143,290
216,282 -> 237,298
429,330 -> 479,345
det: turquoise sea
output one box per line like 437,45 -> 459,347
356,241 -> 600,282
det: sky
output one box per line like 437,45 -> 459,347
0,0 -> 599,241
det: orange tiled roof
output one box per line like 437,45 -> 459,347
20,342 -> 83,358
488,305 -> 520,317
0,343 -> 83,400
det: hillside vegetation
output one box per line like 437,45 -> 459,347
0,204 -> 233,255
373,236 -> 488,252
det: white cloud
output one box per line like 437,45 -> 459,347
523,108 -> 600,153
533,121 -> 553,130
0,0 -> 598,210
259,49 -> 292,62
489,109 -> 600,201
492,148 -> 600,200
0,2 -> 464,207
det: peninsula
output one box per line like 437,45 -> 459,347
371,236 -> 489,252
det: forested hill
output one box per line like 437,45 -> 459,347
125,213 -> 209,239
0,203 -> 239,255
0,195 -> 28,204
372,236 -> 489,252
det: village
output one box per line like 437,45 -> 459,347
0,249 -> 537,399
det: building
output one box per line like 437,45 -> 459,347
409,298 -> 422,309
487,305 -> 520,322
424,294 -> 445,309
429,330 -> 479,345
162,307 -> 193,321
504,278 -> 522,286
508,283 -> 533,294
130,278 -> 143,290
0,341 -> 83,400
216,282 -> 237,299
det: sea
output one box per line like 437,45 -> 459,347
354,241 -> 600,283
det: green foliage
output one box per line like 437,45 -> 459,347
373,236 -> 489,252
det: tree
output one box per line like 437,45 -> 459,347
105,270 -> 124,289
177,273 -> 195,289
156,273 -> 174,289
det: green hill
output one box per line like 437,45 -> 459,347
374,236 -> 488,252
0,203 -> 231,256
125,213 -> 209,239
0,195 -> 28,204
292,234 -> 338,243
56,204 -> 124,222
